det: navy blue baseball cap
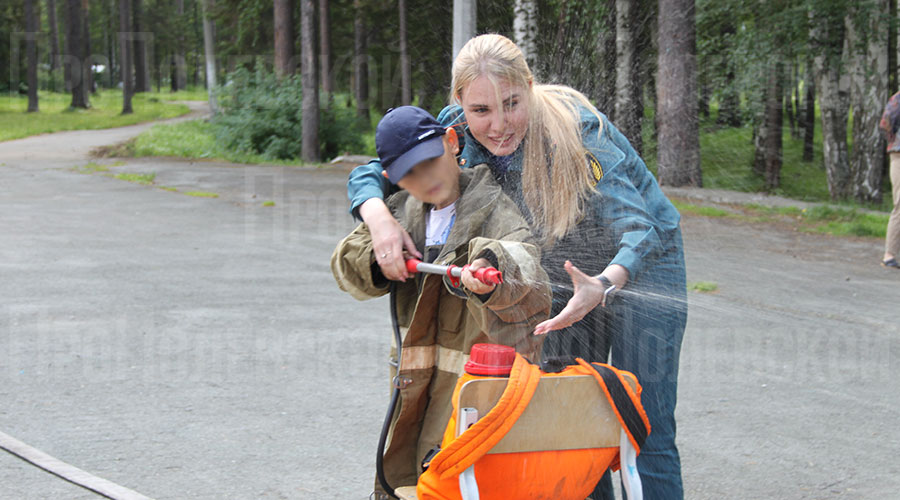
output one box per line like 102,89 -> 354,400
376,106 -> 447,184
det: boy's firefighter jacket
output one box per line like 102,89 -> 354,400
331,165 -> 551,490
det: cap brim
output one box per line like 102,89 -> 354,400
386,136 -> 446,184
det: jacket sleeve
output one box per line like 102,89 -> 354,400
330,222 -> 390,300
347,159 -> 393,220
463,235 -> 551,354
583,112 -> 680,279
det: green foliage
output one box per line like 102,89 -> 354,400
73,162 -> 110,174
319,96 -> 367,160
801,206 -> 888,238
114,172 -> 157,185
689,281 -> 719,293
214,66 -> 365,162
132,119 -> 296,164
214,67 -> 304,160
0,91 -> 190,142
184,191 -> 219,198
673,197 -> 889,239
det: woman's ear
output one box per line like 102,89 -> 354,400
445,127 -> 459,154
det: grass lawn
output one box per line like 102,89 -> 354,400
0,88 -> 206,142
128,119 -> 307,166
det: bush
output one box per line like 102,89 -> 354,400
214,66 -> 365,162
319,95 -> 366,160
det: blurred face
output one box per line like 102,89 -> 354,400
459,76 -> 530,157
396,135 -> 461,209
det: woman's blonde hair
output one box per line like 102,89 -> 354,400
450,33 -> 602,245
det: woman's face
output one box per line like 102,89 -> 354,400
459,76 -> 529,157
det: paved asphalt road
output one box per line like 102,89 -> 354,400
0,113 -> 898,499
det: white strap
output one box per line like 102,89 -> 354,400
458,465 -> 480,500
619,428 -> 643,500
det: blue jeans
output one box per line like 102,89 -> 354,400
590,233 -> 687,500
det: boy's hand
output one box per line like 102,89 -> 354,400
461,258 -> 497,294
361,198 -> 422,281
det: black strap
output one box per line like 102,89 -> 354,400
590,363 -> 649,450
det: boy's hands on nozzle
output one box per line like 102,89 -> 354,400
361,198 -> 422,280
461,258 -> 497,294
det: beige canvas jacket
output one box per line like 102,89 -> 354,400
331,165 -> 551,490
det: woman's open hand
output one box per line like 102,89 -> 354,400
360,198 -> 422,281
533,261 -> 629,335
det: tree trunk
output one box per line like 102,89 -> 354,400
26,0 -> 40,112
119,0 -> 133,114
173,0 -> 187,91
67,0 -> 90,108
615,0 -> 644,155
785,62 -> 797,140
353,0 -> 369,125
754,59 -> 784,191
452,0 -> 476,60
300,0 -> 319,162
47,0 -> 61,79
803,57 -> 816,162
513,0 -> 538,69
811,4 -> 851,200
133,0 -> 149,92
201,0 -> 218,114
792,61 -> 802,139
106,0 -> 115,88
318,0 -> 332,94
399,0 -> 410,105
593,0 -> 616,119
656,0 -> 701,186
846,1 -> 889,204
83,0 -> 94,96
274,0 -> 294,77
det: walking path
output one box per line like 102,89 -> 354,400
0,114 -> 897,499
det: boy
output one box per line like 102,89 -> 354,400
330,106 -> 550,492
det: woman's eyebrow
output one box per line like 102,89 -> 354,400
503,94 -> 520,105
467,94 -> 520,108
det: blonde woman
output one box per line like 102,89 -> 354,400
348,34 -> 687,499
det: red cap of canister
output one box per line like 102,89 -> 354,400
465,343 -> 515,376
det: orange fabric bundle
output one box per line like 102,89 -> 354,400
416,354 -> 649,500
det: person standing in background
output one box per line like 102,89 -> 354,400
880,91 -> 900,269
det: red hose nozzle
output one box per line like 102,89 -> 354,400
465,265 -> 503,285
404,258 -> 503,287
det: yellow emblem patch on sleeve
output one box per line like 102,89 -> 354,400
587,151 -> 603,185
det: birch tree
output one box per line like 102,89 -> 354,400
201,0 -> 218,113
513,0 -> 537,69
810,1 -> 851,200
846,0 -> 888,203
